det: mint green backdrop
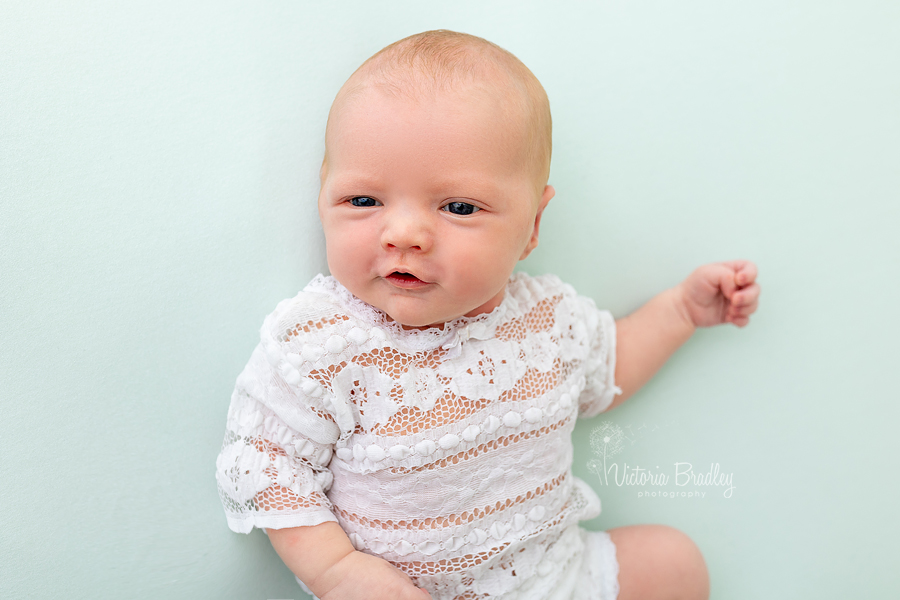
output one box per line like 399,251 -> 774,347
2,1 -> 897,598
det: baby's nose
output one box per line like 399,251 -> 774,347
381,210 -> 432,251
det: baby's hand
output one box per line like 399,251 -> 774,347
314,549 -> 431,600
677,260 -> 760,328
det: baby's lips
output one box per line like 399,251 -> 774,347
384,270 -> 434,289
392,271 -> 419,280
386,270 -> 428,283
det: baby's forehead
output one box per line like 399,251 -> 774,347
341,88 -> 522,134
325,31 -> 552,188
330,60 -> 536,155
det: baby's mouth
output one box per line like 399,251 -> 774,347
391,272 -> 420,282
385,271 -> 430,288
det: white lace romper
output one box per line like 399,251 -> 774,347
216,272 -> 622,600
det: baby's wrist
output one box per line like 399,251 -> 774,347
669,283 -> 698,332
309,548 -> 359,598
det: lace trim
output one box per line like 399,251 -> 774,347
494,295 -> 561,341
451,592 -> 489,600
282,313 -> 351,343
388,507 -> 571,577
390,416 -> 571,475
257,486 -> 329,511
309,353 -> 577,443
335,472 -> 567,531
573,530 -> 620,600
596,531 -> 620,600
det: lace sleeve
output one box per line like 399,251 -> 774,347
577,302 -> 622,418
215,343 -> 339,534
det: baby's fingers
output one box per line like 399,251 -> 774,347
730,260 -> 758,287
728,315 -> 751,327
728,301 -> 758,321
727,295 -> 759,327
401,587 -> 431,600
731,283 -> 760,308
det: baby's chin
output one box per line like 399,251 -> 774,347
357,291 -> 456,330
387,310 -> 449,331
387,304 -> 496,330
381,288 -> 507,330
380,301 -> 469,330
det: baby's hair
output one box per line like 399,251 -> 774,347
325,30 -> 553,191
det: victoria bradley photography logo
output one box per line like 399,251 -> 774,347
586,421 -> 736,499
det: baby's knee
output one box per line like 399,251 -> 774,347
656,526 -> 708,589
650,525 -> 709,600
611,524 -> 709,600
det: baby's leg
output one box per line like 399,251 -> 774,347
609,524 -> 709,600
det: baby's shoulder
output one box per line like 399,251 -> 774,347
258,275 -> 372,356
508,272 -> 596,318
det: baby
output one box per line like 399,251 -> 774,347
216,30 -> 760,600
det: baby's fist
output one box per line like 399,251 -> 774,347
677,260 -> 760,328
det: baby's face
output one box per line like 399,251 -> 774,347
318,85 -> 553,328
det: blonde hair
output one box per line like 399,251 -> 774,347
326,30 -> 552,190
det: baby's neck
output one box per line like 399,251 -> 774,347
397,320 -> 446,332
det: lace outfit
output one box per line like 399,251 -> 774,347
216,273 -> 622,600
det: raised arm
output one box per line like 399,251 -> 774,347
607,261 -> 759,410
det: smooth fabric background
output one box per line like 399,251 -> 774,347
1,1 -> 897,598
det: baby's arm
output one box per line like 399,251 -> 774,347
608,261 -> 760,410
267,523 -> 431,600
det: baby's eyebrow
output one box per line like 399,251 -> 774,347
326,171 -> 509,202
326,172 -> 386,192
428,175 -> 507,198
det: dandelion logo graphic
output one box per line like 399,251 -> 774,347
588,421 -> 627,485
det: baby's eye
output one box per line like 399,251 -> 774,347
349,196 -> 380,207
443,201 -> 479,216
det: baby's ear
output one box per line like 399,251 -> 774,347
520,185 -> 555,260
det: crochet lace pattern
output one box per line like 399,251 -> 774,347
216,273 -> 621,599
